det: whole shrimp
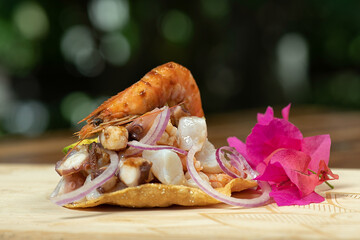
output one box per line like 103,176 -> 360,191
78,62 -> 204,139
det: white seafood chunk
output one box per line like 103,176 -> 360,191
142,149 -> 186,185
99,126 -> 128,151
177,117 -> 207,150
195,139 -> 222,174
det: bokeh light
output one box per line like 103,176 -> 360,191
13,1 -> 49,40
100,32 -> 131,66
276,33 -> 309,102
88,0 -> 129,32
60,92 -> 105,129
60,25 -> 104,77
3,100 -> 49,136
0,19 -> 37,73
161,10 -> 193,44
60,25 -> 95,63
75,48 -> 105,77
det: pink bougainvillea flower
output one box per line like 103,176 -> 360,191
227,104 -> 338,206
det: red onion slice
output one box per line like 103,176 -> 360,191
187,145 -> 271,208
224,147 -> 258,179
215,147 -> 245,178
127,140 -> 187,155
50,150 -> 119,206
125,106 -> 170,156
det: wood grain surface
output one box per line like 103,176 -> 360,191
0,164 -> 359,239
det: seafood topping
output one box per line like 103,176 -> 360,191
125,106 -> 170,156
170,105 -> 191,126
119,157 -> 153,187
177,116 -> 207,151
84,167 -> 118,196
187,144 -> 271,208
195,139 -> 222,174
143,149 -> 186,185
127,141 -> 187,155
126,111 -> 157,141
50,150 -> 120,206
51,62 -> 268,208
88,142 -> 110,179
128,124 -> 144,141
51,172 -> 86,197
55,145 -> 89,176
99,126 -> 128,151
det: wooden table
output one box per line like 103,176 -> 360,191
0,165 -> 359,239
0,105 -> 360,239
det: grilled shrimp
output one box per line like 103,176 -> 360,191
78,62 -> 204,139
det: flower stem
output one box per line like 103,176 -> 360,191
325,181 -> 334,189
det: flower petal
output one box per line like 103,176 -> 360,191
302,134 -> 331,172
281,103 -> 291,121
257,106 -> 274,125
266,149 -> 319,197
246,119 -> 303,167
317,160 -> 339,183
255,161 -> 288,183
270,186 -> 324,206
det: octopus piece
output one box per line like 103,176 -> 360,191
118,157 -> 153,187
87,142 -> 110,178
84,167 -> 119,201
55,145 -> 89,176
50,172 -> 86,197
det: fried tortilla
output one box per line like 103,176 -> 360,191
65,178 -> 257,208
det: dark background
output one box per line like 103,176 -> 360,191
0,0 -> 360,137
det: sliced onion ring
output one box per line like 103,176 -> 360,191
50,150 -> 119,206
215,147 -> 245,178
224,147 -> 258,179
127,141 -> 187,155
140,106 -> 170,144
187,145 -> 271,208
125,106 -> 170,156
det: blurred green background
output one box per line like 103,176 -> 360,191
0,0 -> 359,137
